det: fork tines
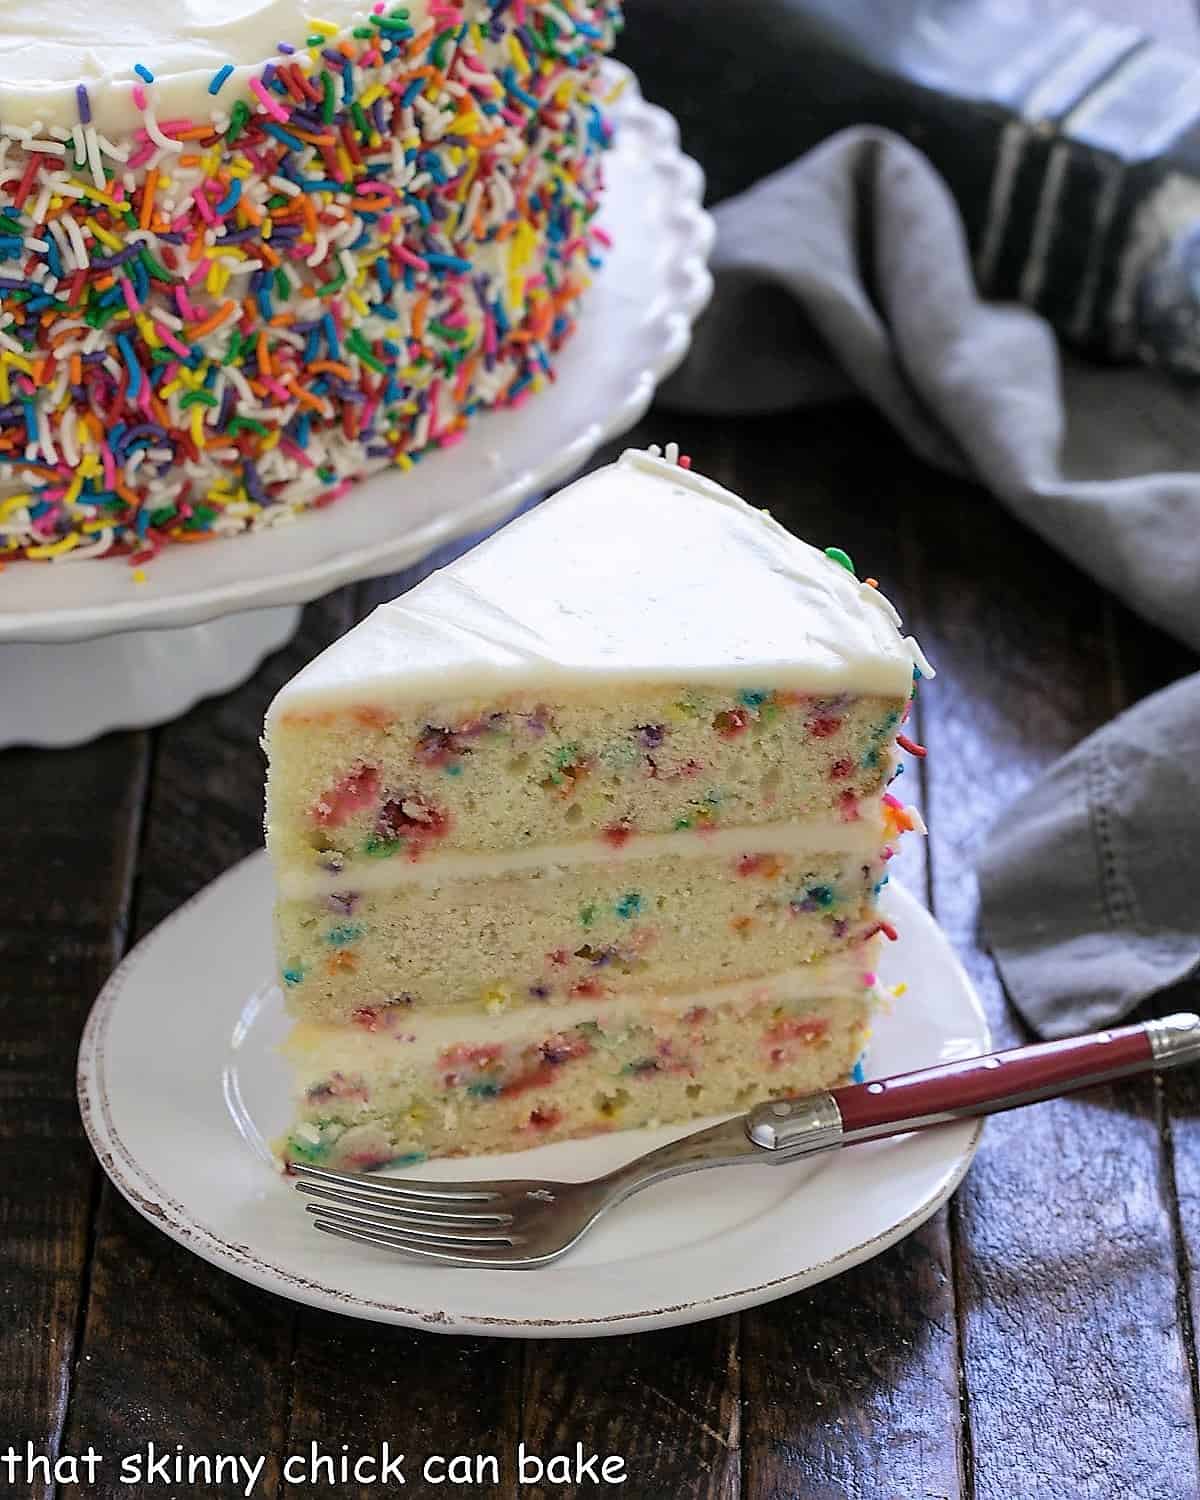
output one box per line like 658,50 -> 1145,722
290,1162 -> 525,1265
290,1162 -> 497,1201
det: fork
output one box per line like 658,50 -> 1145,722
292,1011 -> 1200,1268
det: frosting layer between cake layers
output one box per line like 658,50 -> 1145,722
0,0 -> 619,561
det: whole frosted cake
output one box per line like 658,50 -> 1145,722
264,446 -> 932,1170
0,0 -> 619,563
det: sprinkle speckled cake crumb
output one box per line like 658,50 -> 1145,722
264,446 -> 933,1167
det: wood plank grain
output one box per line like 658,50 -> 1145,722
58,1196 -> 294,1498
58,595 -> 353,1497
282,1315 -> 522,1499
0,732 -> 147,939
907,460 -> 1200,1498
1161,995 -> 1200,1460
723,408 -> 961,1500
520,1323 -> 740,1500
0,933 -> 115,1495
741,1225 -> 962,1500
0,732 -> 148,1500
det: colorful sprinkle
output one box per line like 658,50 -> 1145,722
614,891 -> 642,919
824,546 -> 857,575
0,2 -> 619,565
325,922 -> 364,947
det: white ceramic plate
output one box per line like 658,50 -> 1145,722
78,854 -> 989,1338
3,64 -> 713,645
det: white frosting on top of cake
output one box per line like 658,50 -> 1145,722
0,0 -> 431,130
268,448 -> 933,720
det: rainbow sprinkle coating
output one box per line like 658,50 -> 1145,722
0,0 -> 621,563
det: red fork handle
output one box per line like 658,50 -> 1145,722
744,1013 -> 1200,1154
834,1021 -> 1154,1138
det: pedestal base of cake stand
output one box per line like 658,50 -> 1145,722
1,604 -> 300,749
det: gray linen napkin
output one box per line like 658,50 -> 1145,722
660,126 -> 1200,1037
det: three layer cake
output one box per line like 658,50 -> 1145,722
264,446 -> 932,1170
0,0 -> 619,562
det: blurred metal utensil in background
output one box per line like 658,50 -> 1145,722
619,0 -> 1200,375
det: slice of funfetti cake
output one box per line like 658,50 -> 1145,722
263,446 -> 932,1171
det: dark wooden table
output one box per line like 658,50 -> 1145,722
5,403 -> 1200,1500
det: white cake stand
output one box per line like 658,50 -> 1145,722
0,65 -> 713,748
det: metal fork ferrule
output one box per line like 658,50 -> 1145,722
1146,1013 -> 1200,1068
745,1091 -> 844,1153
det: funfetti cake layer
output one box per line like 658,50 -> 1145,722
264,445 -> 933,1168
268,686 -> 905,873
279,954 -> 879,1170
276,844 -> 892,1020
0,0 -> 619,562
